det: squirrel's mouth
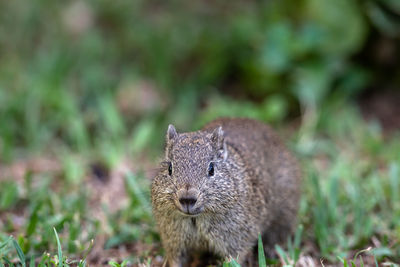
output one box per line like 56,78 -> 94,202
175,204 -> 203,216
177,209 -> 202,217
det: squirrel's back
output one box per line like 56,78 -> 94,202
203,118 -> 301,247
203,117 -> 300,190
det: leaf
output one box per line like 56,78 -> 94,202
389,162 -> 399,203
53,228 -> 63,267
359,256 -> 364,267
228,259 -> 241,267
130,119 -> 155,154
275,245 -> 289,264
26,203 -> 41,237
12,239 -> 26,267
0,181 -> 19,210
125,172 -> 151,215
0,236 -> 12,250
223,258 -> 241,267
2,257 -> 14,267
305,0 -> 366,55
81,239 -> 94,263
371,247 -> 393,257
258,234 -> 267,267
108,261 -> 119,267
261,21 -> 293,73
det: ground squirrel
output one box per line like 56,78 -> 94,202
151,118 -> 301,267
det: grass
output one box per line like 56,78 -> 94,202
0,1 -> 400,266
258,235 -> 267,267
1,98 -> 399,266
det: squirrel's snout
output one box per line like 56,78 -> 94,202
179,196 -> 197,211
177,188 -> 200,215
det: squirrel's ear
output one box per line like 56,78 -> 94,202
167,124 -> 178,141
165,124 -> 178,158
211,126 -> 224,148
211,126 -> 228,160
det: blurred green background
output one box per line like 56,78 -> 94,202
0,0 -> 400,266
1,0 -> 399,160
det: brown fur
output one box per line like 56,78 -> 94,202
151,118 -> 301,267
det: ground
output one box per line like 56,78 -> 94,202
0,97 -> 399,266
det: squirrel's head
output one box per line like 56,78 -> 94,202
152,124 -> 238,217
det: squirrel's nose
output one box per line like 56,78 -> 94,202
179,196 -> 197,211
177,188 -> 199,214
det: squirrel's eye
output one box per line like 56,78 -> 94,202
208,162 -> 214,177
168,162 -> 172,176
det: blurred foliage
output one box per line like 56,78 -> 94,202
0,0 -> 400,160
1,0 -> 400,265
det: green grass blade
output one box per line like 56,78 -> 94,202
229,259 -> 241,267
353,247 -> 372,263
374,255 -> 378,267
275,245 -> 289,264
53,228 -> 63,267
0,236 -> 12,250
81,239 -> 94,262
29,256 -> 35,267
108,261 -> 119,267
26,204 -> 40,237
294,224 -> 302,247
3,257 -> 15,267
258,234 -> 267,267
222,259 -> 241,267
38,251 -> 51,266
125,172 -> 151,215
359,256 -> 364,267
12,239 -> 26,267
389,162 -> 399,203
